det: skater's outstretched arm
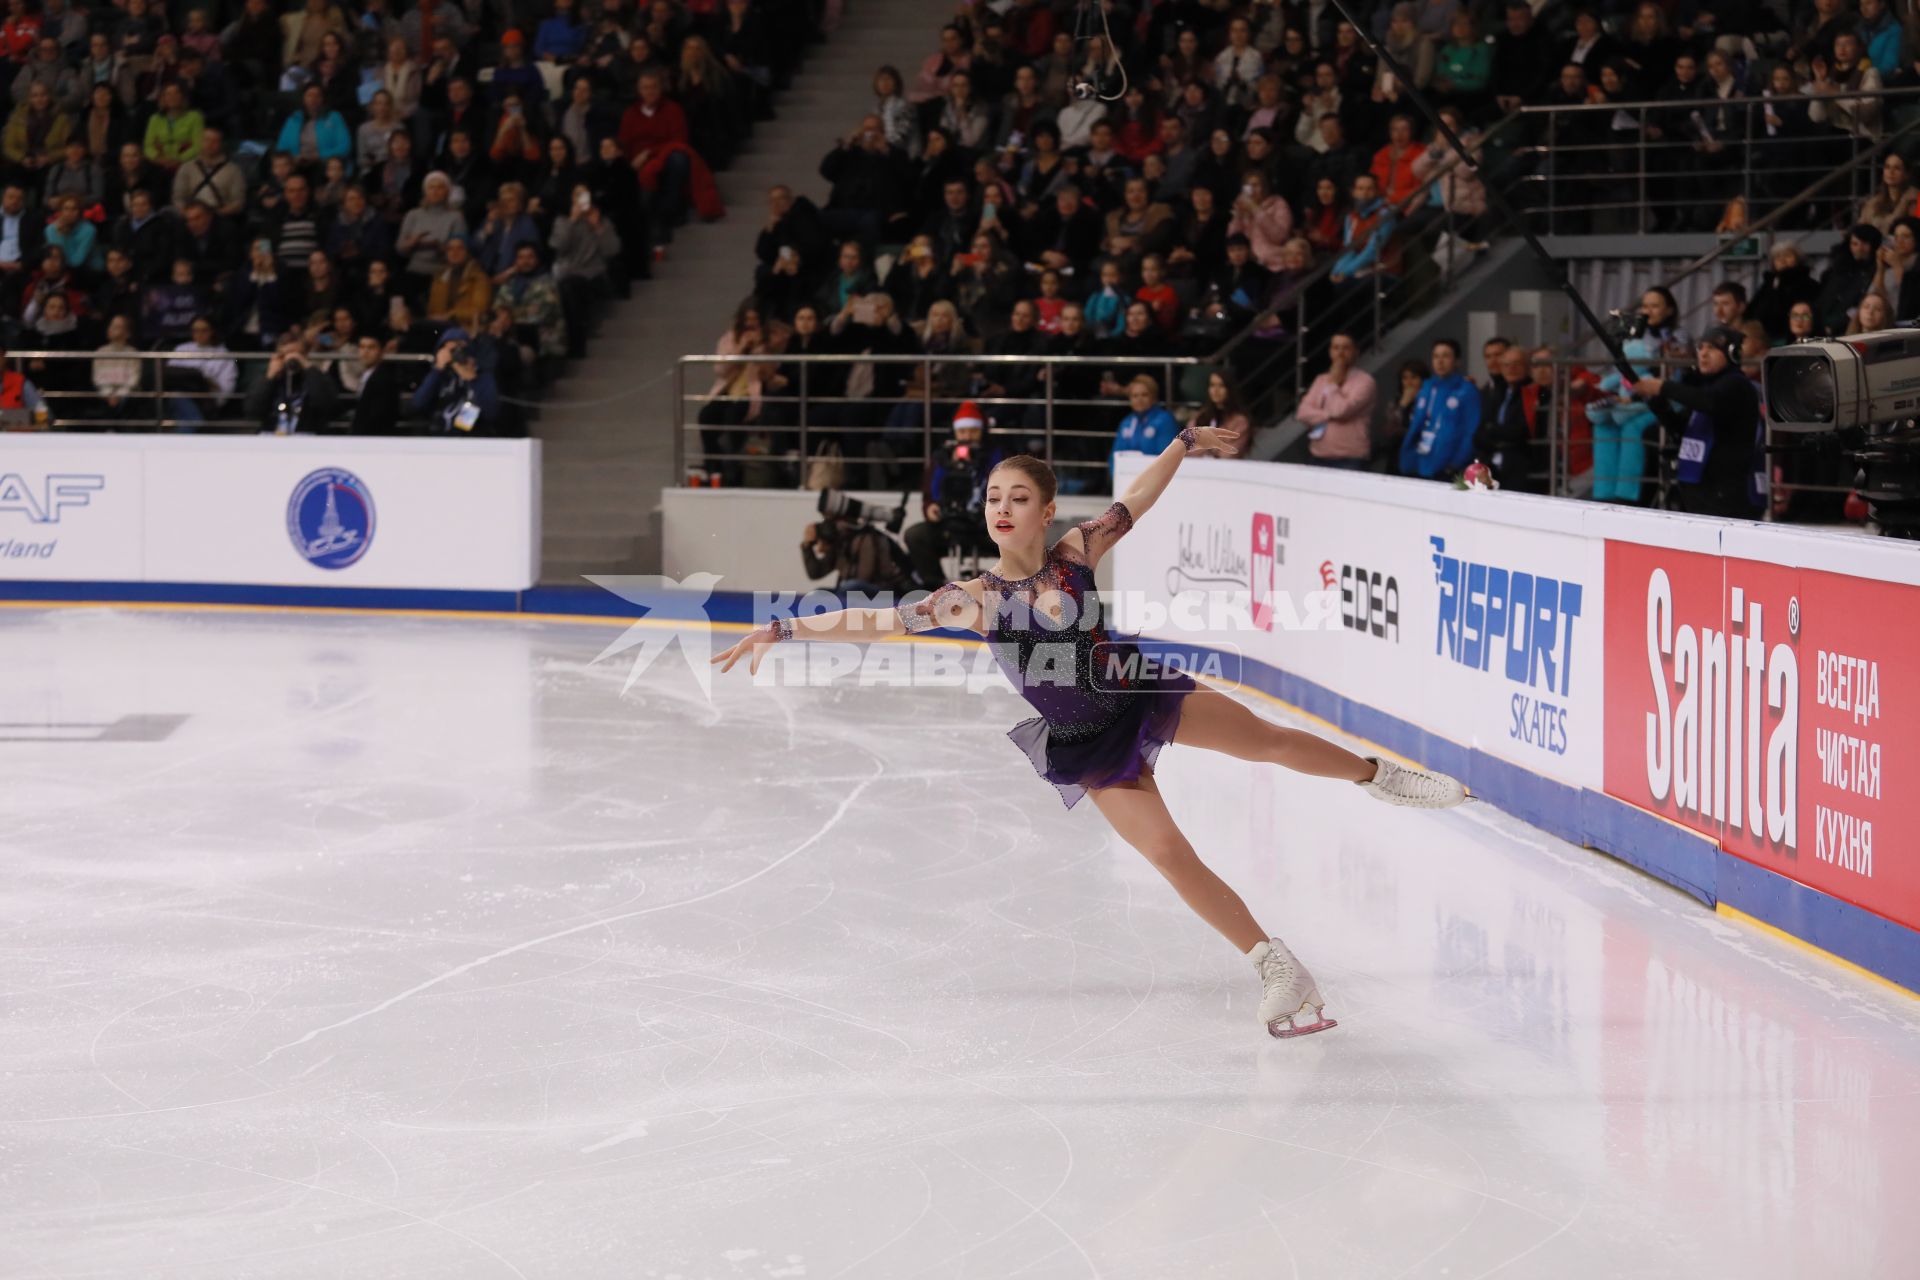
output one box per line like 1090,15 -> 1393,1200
1070,422 -> 1241,566
712,581 -> 986,674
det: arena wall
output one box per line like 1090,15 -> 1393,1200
1109,455 -> 1920,995
0,433 -> 541,591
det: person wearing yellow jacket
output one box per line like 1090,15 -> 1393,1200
426,235 -> 494,333
2,81 -> 72,174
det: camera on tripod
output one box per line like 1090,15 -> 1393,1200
1762,330 -> 1920,537
817,489 -> 909,535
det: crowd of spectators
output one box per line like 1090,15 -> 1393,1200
720,0 -> 1920,511
0,0 -> 827,433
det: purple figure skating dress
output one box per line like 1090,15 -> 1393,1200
898,501 -> 1195,808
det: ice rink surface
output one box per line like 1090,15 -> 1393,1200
4,606 -> 1920,1280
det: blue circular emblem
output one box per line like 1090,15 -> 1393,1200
287,468 -> 375,570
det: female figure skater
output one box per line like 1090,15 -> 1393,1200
713,424 -> 1465,1037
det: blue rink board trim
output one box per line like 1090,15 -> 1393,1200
1128,636 -> 1916,991
0,581 -> 770,622
6,580 -> 1913,991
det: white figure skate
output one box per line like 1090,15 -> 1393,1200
1249,937 -> 1336,1039
1359,755 -> 1467,808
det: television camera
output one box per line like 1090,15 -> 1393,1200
1762,330 -> 1920,537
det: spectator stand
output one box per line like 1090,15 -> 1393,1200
1516,87 -> 1920,238
680,127 -> 1526,497
0,0 -> 832,442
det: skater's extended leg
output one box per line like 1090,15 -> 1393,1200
1172,686 -> 1373,781
1173,685 -> 1467,806
1088,769 -> 1266,952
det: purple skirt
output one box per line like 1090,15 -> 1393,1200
1007,673 -> 1197,810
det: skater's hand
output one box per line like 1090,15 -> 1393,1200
1186,424 -> 1241,456
712,622 -> 784,675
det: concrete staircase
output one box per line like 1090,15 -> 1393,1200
537,0 -> 955,584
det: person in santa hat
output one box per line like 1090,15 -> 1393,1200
904,399 -> 1005,588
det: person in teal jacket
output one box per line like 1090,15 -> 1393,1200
275,84 -> 353,171
1109,373 -> 1181,486
1859,0 -> 1903,75
1398,338 -> 1479,479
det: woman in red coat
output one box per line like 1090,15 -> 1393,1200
617,71 -> 725,246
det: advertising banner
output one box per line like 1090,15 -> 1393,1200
0,434 -> 540,591
1109,459 -> 1606,791
1603,540 -> 1919,932
0,440 -> 144,580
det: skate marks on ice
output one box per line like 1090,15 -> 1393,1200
2,611 -> 1920,1278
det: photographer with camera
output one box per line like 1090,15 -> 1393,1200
1635,326 -> 1760,519
411,328 -> 501,435
244,330 -> 341,434
802,491 -> 920,596
903,400 -> 1004,589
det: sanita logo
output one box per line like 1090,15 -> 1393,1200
1432,535 -> 1583,757
1642,569 -> 1798,850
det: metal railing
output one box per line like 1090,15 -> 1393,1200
674,352 -> 1216,494
1517,353 -> 1764,513
0,349 -> 435,433
1513,85 -> 1920,235
676,114 -> 1524,487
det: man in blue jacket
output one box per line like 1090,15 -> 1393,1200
1110,374 -> 1181,491
1398,337 -> 1479,480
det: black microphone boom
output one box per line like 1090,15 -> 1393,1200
1324,0 -> 1649,391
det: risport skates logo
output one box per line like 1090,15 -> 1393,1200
1320,559 -> 1399,641
1430,535 -> 1583,757
287,468 -> 375,570
0,471 -> 103,561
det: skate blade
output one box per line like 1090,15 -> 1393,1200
1268,1010 -> 1338,1039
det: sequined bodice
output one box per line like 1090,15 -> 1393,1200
979,540 -> 1140,745
894,502 -> 1143,744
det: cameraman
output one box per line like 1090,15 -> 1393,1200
904,400 -> 1002,588
1635,326 -> 1760,518
411,328 -> 501,435
801,510 -> 918,596
244,331 -> 340,434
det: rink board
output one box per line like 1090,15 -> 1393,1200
0,433 -> 541,590
1111,455 -> 1920,994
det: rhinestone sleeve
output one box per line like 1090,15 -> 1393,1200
894,581 -> 982,635
1063,500 -> 1134,567
1176,424 -> 1199,450
768,617 -> 794,641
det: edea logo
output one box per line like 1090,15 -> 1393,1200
1430,535 -> 1584,756
1320,559 -> 1399,641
